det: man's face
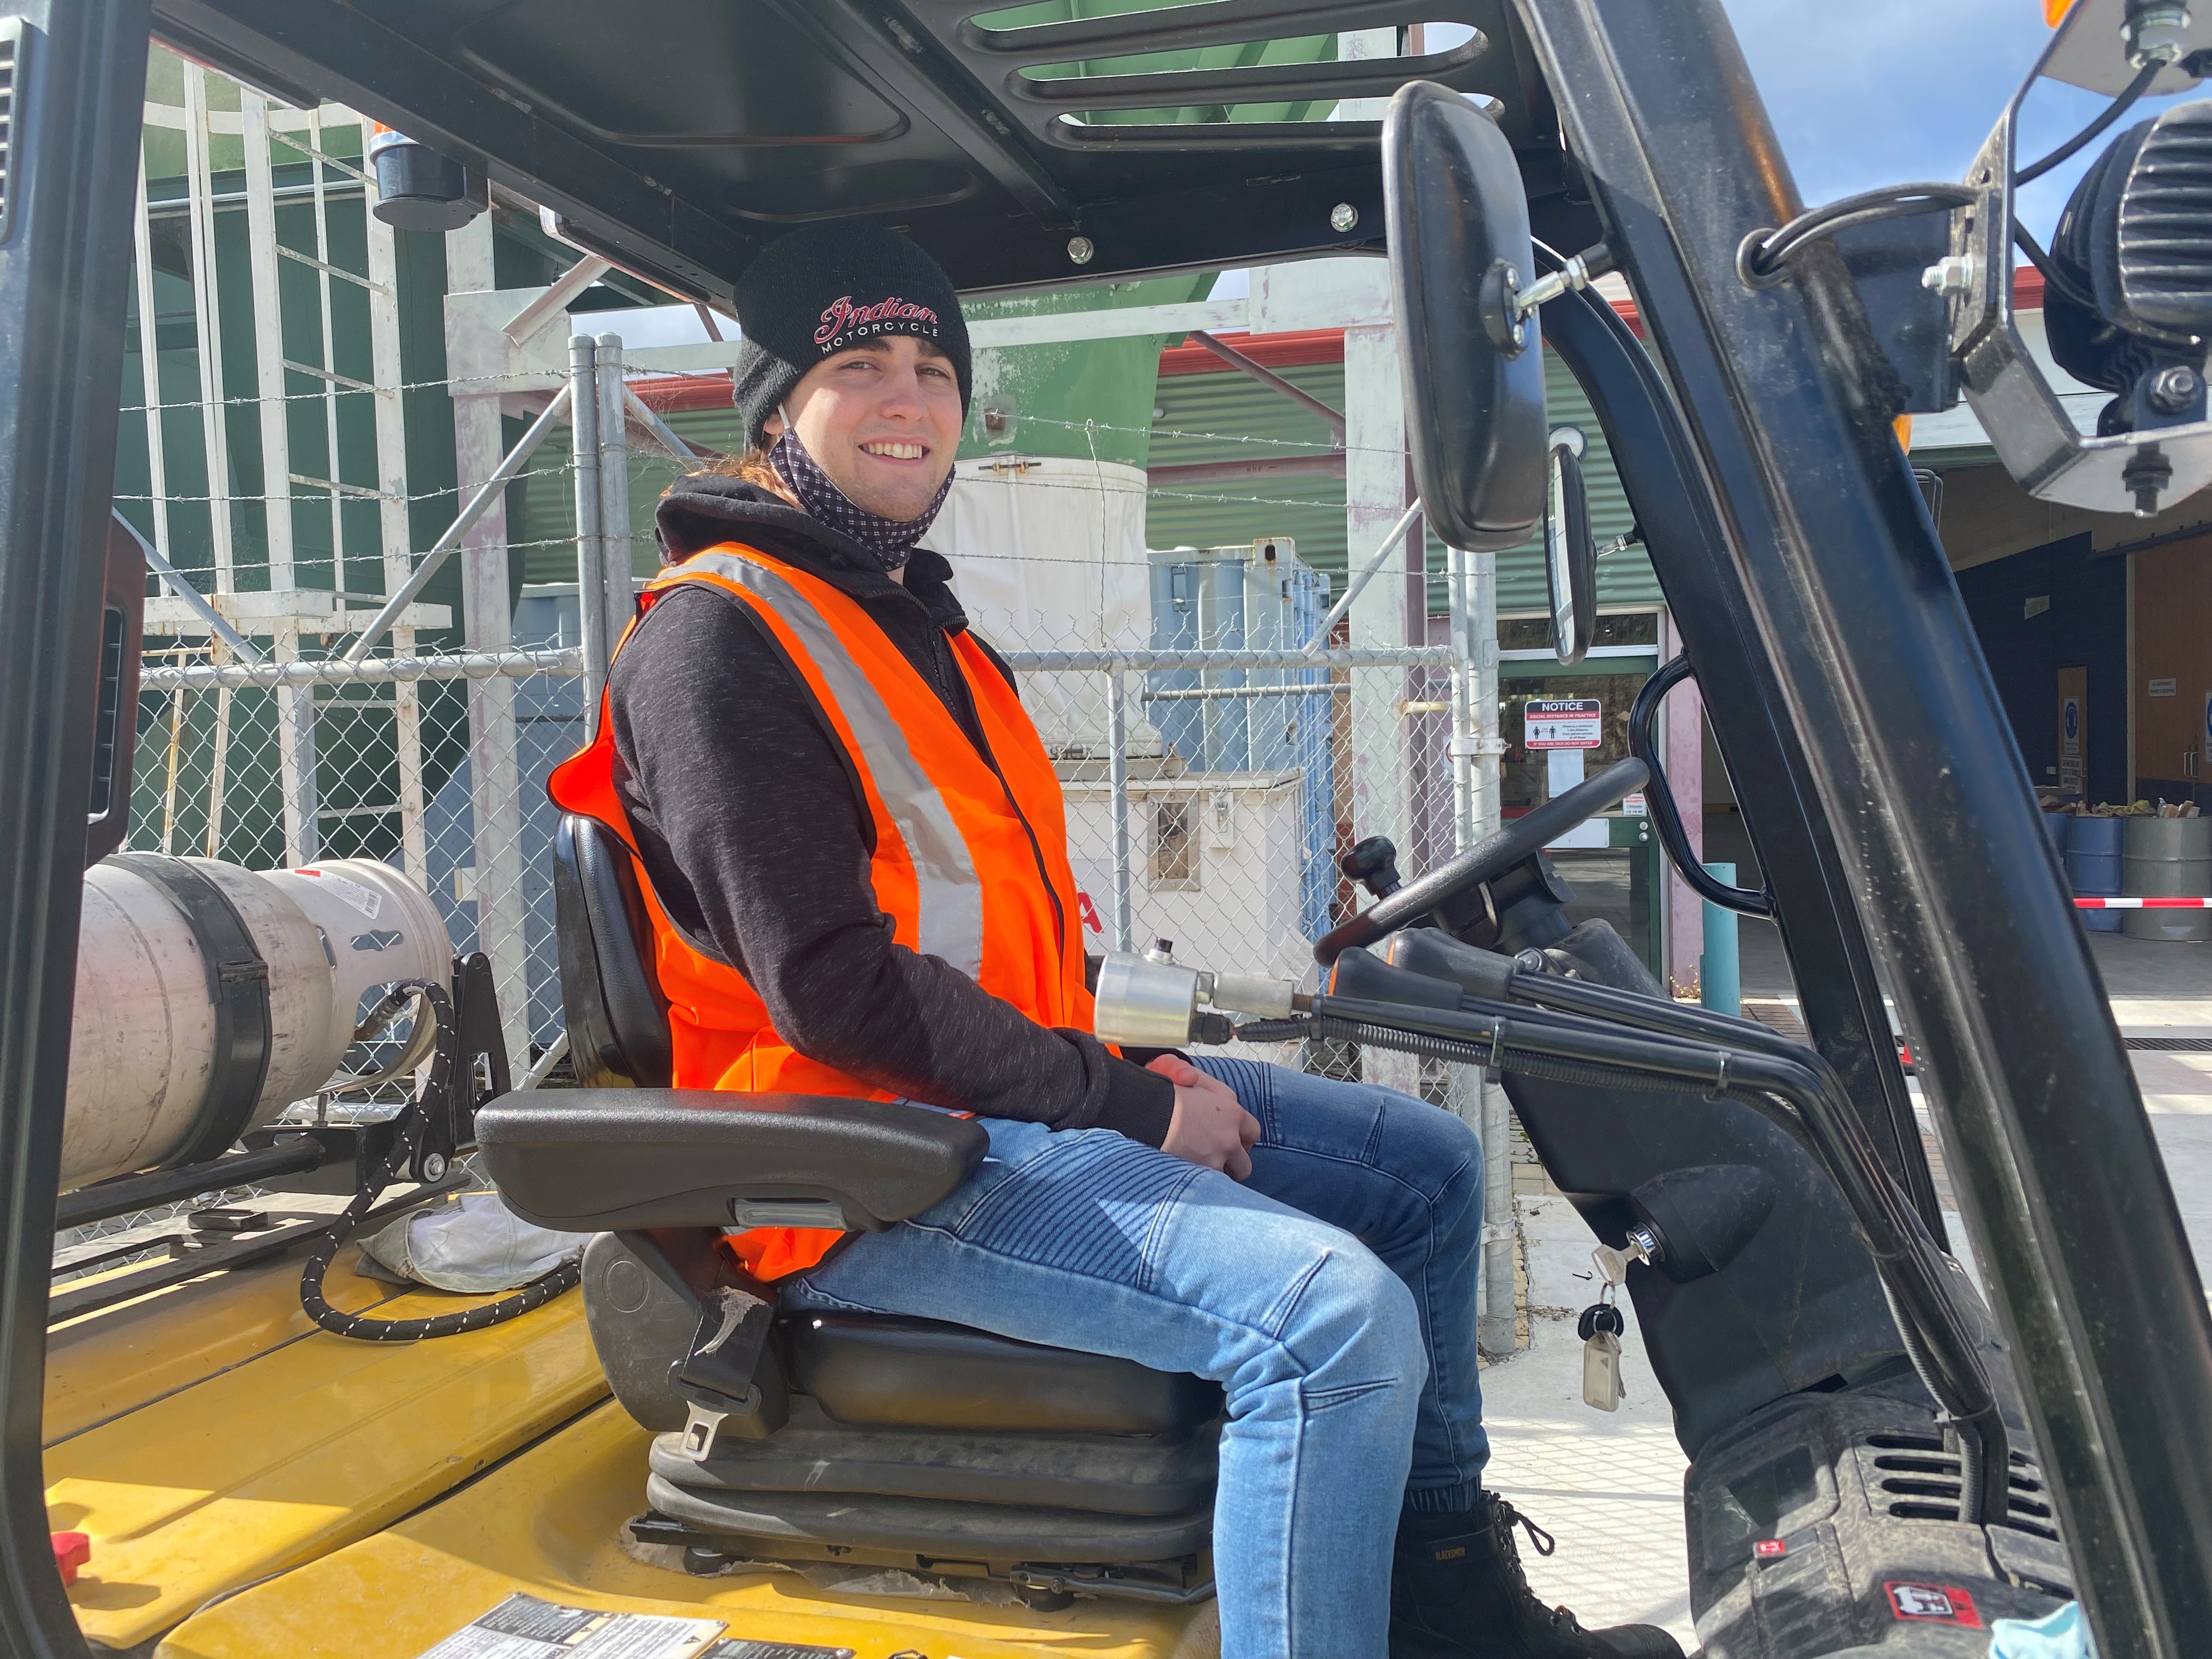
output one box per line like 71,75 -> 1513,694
770,334 -> 962,522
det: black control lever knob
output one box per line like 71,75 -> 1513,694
1340,836 -> 1404,901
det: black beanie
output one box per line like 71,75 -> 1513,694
729,223 -> 972,451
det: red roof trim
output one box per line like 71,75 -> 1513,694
1158,328 -> 1347,375
631,373 -> 737,415
1156,268 -> 2050,376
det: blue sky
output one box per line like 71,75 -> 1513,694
1722,0 -> 2208,240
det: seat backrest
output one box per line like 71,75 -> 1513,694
552,814 -> 673,1087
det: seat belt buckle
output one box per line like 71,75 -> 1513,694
677,1396 -> 758,1463
669,1283 -> 781,1458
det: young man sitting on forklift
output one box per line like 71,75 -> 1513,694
549,221 -> 1683,1659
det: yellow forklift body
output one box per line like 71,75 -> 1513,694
46,1250 -> 607,1649
154,1402 -> 1216,1659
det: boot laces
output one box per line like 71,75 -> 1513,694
1494,1498 -> 1592,1638
1497,1499 -> 1558,1560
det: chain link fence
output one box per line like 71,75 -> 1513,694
116,300 -> 1514,1340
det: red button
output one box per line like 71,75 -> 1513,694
51,1533 -> 90,1587
1753,1539 -> 1787,1559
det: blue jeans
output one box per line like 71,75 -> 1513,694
782,1054 -> 1489,1657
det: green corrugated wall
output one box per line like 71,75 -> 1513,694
1147,353 -> 1657,614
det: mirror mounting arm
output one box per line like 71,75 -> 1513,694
1516,241 -> 1616,319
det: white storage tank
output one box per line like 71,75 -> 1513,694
924,455 -> 1160,762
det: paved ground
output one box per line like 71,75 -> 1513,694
1476,859 -> 2212,1650
1481,1195 -> 1700,1650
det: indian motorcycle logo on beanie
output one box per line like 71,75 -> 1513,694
813,294 -> 942,353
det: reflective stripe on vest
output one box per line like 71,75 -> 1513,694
681,551 -> 984,978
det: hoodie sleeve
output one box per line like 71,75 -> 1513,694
606,583 -> 1175,1146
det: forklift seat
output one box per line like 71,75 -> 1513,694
479,815 -> 1221,1593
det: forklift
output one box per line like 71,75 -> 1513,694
3,0 -> 2210,1656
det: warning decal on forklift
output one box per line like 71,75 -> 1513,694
415,1595 -> 725,1659
1884,1582 -> 1983,1627
1525,699 -> 1604,749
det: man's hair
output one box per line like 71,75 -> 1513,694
700,449 -> 792,500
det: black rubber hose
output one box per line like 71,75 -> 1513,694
1628,657 -> 1773,918
2016,59 -> 2161,187
300,983 -> 581,1342
1740,184 -> 1977,283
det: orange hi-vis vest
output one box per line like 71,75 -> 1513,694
546,543 -> 1098,1280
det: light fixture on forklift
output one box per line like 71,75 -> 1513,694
1931,0 -> 2212,516
366,127 -> 487,233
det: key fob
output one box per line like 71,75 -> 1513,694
1582,1330 -> 1625,1412
1576,1302 -> 1626,1342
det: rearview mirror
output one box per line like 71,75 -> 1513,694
1545,427 -> 1596,667
1384,80 -> 1547,552
85,512 -> 147,867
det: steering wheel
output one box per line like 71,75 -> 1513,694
1313,756 -> 1649,964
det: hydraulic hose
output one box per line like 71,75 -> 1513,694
300,983 -> 581,1342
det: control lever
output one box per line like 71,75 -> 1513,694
1093,951 -> 1307,1047
1340,837 -> 1404,901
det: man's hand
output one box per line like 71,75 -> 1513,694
1150,1055 -> 1262,1181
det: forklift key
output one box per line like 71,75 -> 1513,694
1591,1237 -> 1654,1286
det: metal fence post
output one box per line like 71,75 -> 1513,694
1447,543 -> 1475,855
1343,321 -> 1420,1097
238,84 -> 317,866
595,334 -> 634,658
450,221 -> 532,1063
571,334 -> 608,714
1108,665 -> 1135,952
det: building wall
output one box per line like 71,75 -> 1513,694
1952,532 -> 2129,805
2130,535 -> 2212,809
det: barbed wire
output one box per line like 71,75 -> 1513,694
124,464 -> 1376,523
117,463 -> 586,509
117,359 -> 1432,463
119,362 -> 609,415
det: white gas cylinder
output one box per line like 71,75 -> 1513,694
62,857 -> 450,1192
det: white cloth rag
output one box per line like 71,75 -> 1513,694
358,1191 -> 581,1293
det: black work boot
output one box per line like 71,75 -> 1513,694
1390,1492 -> 1684,1659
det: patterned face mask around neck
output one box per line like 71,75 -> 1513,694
768,420 -> 954,573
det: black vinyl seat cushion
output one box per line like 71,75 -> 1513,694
787,1310 -> 1224,1435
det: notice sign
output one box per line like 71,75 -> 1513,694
1525,699 -> 1604,750
2057,668 -> 2086,796
415,1596 -> 725,1659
